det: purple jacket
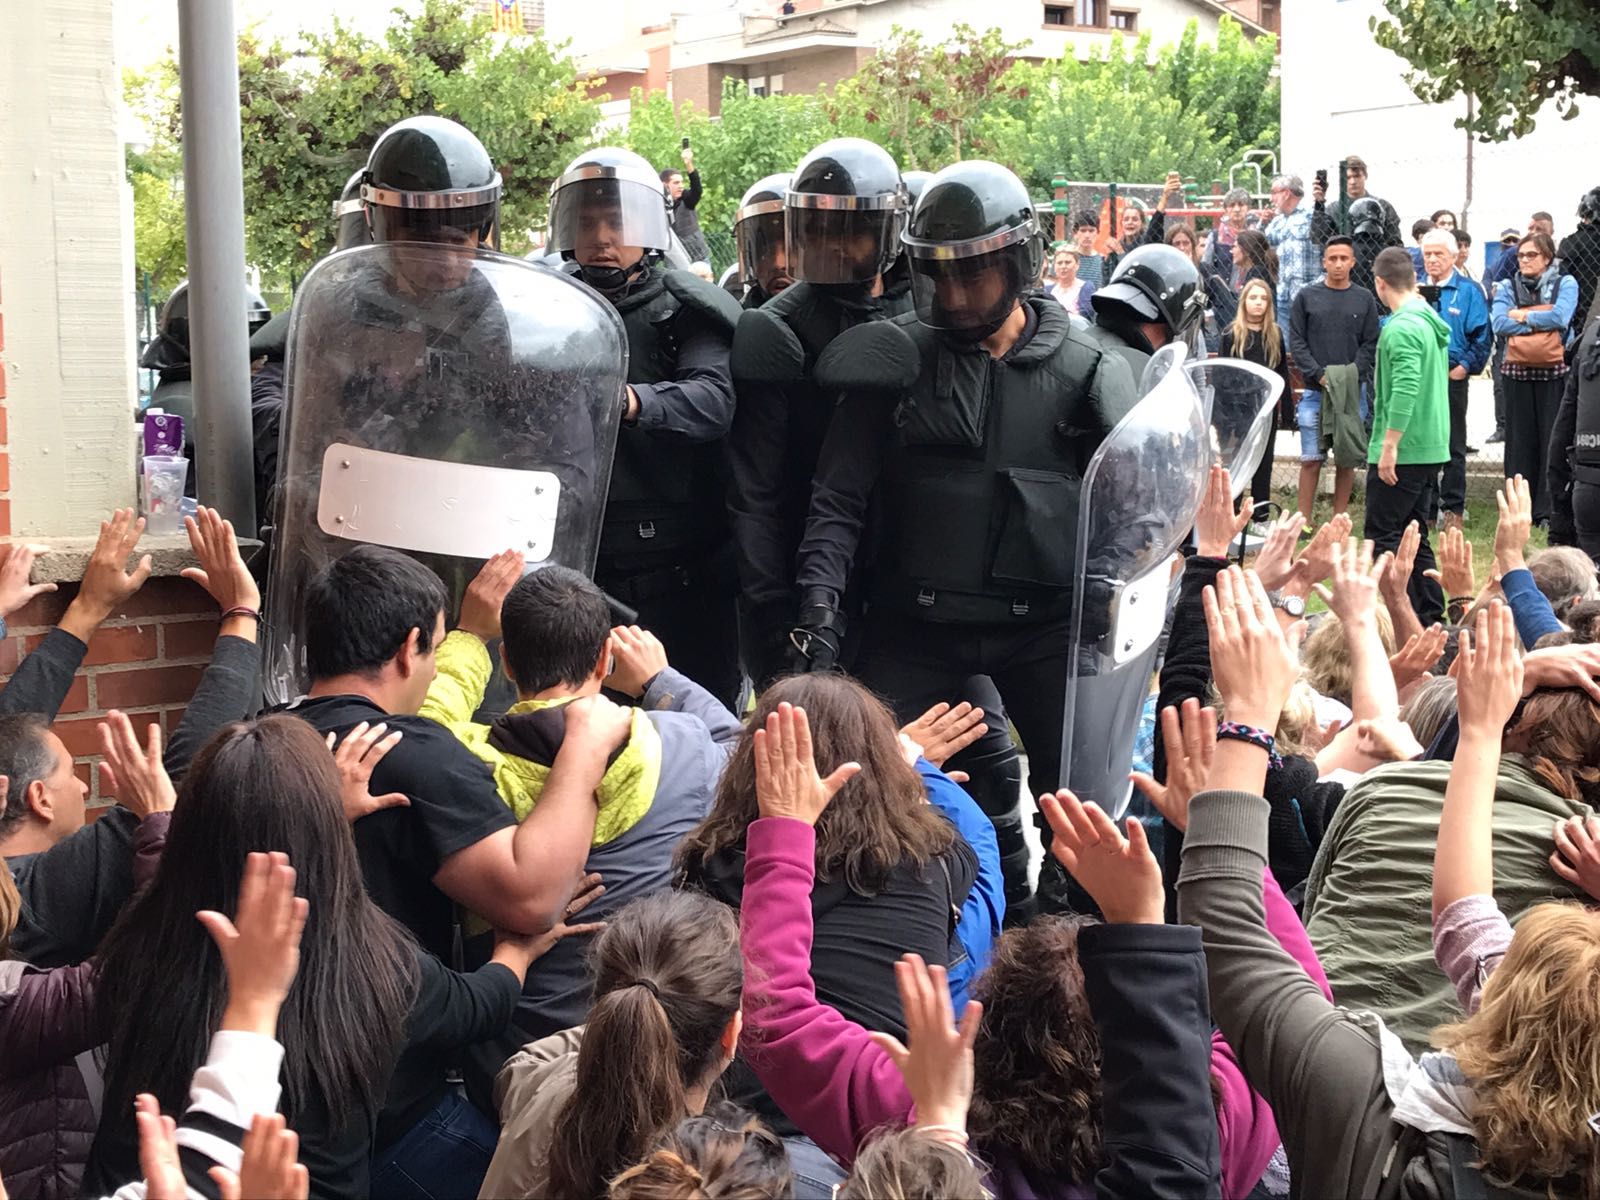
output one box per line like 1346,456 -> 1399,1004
738,817 -> 1333,1199
0,812 -> 169,1200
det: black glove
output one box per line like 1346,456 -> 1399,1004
787,589 -> 845,674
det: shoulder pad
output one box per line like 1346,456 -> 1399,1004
732,308 -> 806,384
813,320 -> 921,395
662,269 -> 742,336
249,310 -> 290,362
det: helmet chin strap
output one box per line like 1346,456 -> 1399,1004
575,252 -> 656,297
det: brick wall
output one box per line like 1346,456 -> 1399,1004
0,577 -> 222,810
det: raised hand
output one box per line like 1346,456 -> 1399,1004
0,543 -> 55,619
605,624 -> 669,698
1294,513 -> 1353,593
1204,566 -> 1301,730
1313,537 -> 1384,625
1039,789 -> 1164,925
1250,509 -> 1305,592
198,851 -> 309,1037
1130,698 -> 1216,834
1551,816 -> 1600,901
1493,475 -> 1533,575
753,702 -> 860,825
456,549 -> 524,641
1425,524 -> 1477,599
326,722 -> 409,822
866,954 -> 982,1134
1454,603 -> 1523,736
1389,624 -> 1448,691
1194,465 -> 1251,559
136,1094 -> 184,1200
61,509 -> 153,641
181,507 -> 260,614
900,701 -> 987,769
210,1114 -> 309,1200
98,711 -> 176,819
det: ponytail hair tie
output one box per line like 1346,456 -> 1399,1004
629,977 -> 661,1000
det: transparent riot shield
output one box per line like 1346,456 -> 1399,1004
1189,357 -> 1284,499
1060,343 -> 1211,818
263,243 -> 628,702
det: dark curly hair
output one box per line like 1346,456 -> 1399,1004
967,917 -> 1103,1182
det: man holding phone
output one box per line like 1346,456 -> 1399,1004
661,138 -> 711,264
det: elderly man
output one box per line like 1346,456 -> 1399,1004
1202,186 -> 1255,278
1420,228 -> 1492,533
1266,173 -> 1320,318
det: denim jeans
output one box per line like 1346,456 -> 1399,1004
784,1134 -> 848,1199
370,1086 -> 499,1200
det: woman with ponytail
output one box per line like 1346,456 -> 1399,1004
481,891 -> 744,1199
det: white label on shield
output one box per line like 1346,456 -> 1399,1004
317,444 -> 560,562
1107,560 -> 1171,667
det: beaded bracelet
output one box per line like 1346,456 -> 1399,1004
1216,720 -> 1282,769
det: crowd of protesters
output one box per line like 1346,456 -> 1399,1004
4,158 -> 1600,1200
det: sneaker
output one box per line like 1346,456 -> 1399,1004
1465,444 -> 1480,455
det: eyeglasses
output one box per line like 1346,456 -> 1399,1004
1517,250 -> 1544,260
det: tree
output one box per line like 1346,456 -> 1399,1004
229,0 -> 597,290
1153,19 -> 1279,161
124,64 -> 187,299
1371,0 -> 1600,139
824,24 -> 1028,169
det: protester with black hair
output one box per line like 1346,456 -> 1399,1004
416,559 -> 741,1087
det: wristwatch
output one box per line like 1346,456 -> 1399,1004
1267,590 -> 1306,618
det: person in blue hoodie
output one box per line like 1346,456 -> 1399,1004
1419,228 -> 1492,532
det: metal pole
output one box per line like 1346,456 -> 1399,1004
176,0 -> 257,534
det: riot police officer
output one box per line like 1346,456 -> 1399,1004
1347,196 -> 1389,302
1549,308 -> 1600,556
731,173 -> 792,308
793,160 -> 1140,915
547,146 -> 743,706
728,137 -> 912,688
1088,242 -> 1206,380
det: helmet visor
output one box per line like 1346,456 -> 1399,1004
786,202 -> 901,284
909,247 -> 1030,335
736,208 -> 790,295
548,175 -> 670,259
369,202 -> 499,251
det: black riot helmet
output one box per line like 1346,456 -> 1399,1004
902,160 -> 1042,340
1578,186 -> 1600,225
1091,243 -> 1204,350
1348,196 -> 1385,237
735,172 -> 792,299
547,146 -> 672,294
361,115 -> 502,249
332,168 -> 372,251
901,170 -> 933,206
786,138 -> 906,285
139,280 -> 273,370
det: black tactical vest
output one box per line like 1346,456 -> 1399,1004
1573,321 -> 1600,477
872,298 -> 1130,623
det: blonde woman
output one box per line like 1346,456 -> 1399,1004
1228,277 -> 1291,512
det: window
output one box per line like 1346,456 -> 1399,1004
1043,4 -> 1069,23
1074,0 -> 1103,25
1110,8 -> 1136,29
750,74 -> 767,96
769,72 -> 784,94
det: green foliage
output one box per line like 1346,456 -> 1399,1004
1371,0 -> 1600,140
986,21 -> 1279,195
124,64 -> 187,297
823,24 -> 1028,169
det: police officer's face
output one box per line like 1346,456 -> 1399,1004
760,242 -> 791,296
575,206 -> 645,271
934,267 -> 1007,327
386,222 -> 481,292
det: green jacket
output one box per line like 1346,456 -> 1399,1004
1369,296 -> 1451,466
1302,756 -> 1585,1052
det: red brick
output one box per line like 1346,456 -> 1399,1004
0,364 -> 6,401
58,674 -> 89,714
73,762 -> 93,791
111,577 -> 215,620
0,313 -> 5,352
0,402 -> 9,440
79,623 -> 158,667
0,499 -> 11,537
7,584 -> 74,630
93,663 -> 205,709
54,710 -> 160,758
161,617 -> 221,660
0,453 -> 10,493
0,636 -> 19,676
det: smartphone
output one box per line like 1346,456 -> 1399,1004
681,136 -> 691,150
1419,284 -> 1443,310
1315,168 -> 1328,191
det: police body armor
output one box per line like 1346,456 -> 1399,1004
1572,319 -> 1600,484
870,297 -> 1134,625
262,243 -> 627,702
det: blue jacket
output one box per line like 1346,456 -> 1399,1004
1492,270 -> 1579,344
1435,269 -> 1493,374
917,758 -> 1005,1013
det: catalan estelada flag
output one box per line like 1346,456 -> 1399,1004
492,0 -> 523,32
